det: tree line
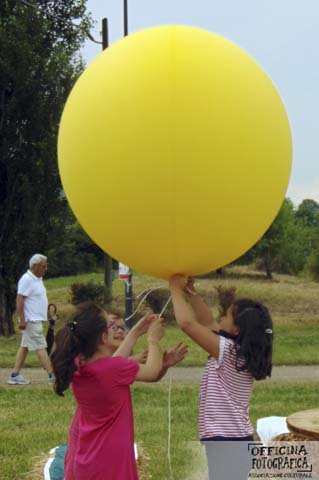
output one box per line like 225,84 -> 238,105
0,0 -> 91,334
236,198 -> 319,280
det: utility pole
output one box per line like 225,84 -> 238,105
122,0 -> 133,325
102,17 -> 109,50
97,7 -> 133,317
101,17 -> 113,305
124,0 -> 128,36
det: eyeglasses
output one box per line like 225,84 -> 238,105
107,320 -> 128,333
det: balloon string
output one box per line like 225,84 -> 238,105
125,287 -> 171,322
136,286 -> 163,299
160,295 -> 171,317
167,370 -> 174,480
125,286 -> 173,476
125,286 -> 164,322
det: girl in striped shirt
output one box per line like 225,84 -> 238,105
169,275 -> 273,480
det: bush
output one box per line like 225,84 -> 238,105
70,281 -> 105,305
144,288 -> 175,324
214,285 -> 236,316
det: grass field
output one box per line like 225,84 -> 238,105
1,267 -> 319,479
1,266 -> 318,367
0,381 -> 318,480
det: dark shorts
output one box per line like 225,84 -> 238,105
201,435 -> 254,442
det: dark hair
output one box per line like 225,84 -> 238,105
51,302 -> 107,396
232,299 -> 273,381
48,303 -> 57,314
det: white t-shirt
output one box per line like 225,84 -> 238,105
17,270 -> 48,322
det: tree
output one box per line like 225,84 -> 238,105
295,199 -> 319,228
47,215 -> 105,278
0,0 -> 92,334
294,199 -> 319,272
250,199 -> 295,279
306,248 -> 319,282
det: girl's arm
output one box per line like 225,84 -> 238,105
130,350 -> 148,363
113,314 -> 156,358
169,276 -> 220,359
185,277 -> 220,331
135,318 -> 164,382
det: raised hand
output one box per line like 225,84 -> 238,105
184,277 -> 197,296
132,350 -> 148,364
163,342 -> 188,368
132,313 -> 157,337
169,274 -> 188,291
147,316 -> 165,343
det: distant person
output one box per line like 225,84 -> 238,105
7,254 -> 54,385
46,303 -> 58,355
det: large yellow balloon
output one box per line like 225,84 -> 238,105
58,25 -> 292,279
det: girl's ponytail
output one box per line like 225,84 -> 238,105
51,302 -> 107,396
51,325 -> 80,396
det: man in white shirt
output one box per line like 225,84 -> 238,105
7,254 -> 54,385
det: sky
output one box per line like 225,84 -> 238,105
81,0 -> 319,208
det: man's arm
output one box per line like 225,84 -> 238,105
16,294 -> 26,330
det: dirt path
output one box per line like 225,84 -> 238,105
1,365 -> 319,386
161,365 -> 319,384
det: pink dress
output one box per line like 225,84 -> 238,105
64,356 -> 139,480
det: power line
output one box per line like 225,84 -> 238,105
18,0 -> 102,45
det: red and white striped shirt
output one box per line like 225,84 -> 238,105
199,335 -> 254,439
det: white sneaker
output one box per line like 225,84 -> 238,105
7,373 -> 31,385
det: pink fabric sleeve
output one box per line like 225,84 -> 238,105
113,357 -> 139,386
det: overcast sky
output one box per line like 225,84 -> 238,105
81,0 -> 319,207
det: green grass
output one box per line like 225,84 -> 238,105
0,381 -> 318,480
273,323 -> 319,365
1,268 -> 318,479
2,321 -> 319,368
2,266 -> 319,367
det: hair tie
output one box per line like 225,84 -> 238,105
68,320 -> 77,332
265,328 -> 272,334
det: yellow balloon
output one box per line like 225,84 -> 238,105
58,25 -> 292,279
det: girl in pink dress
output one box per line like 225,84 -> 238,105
51,302 -> 164,480
61,310 -> 188,480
